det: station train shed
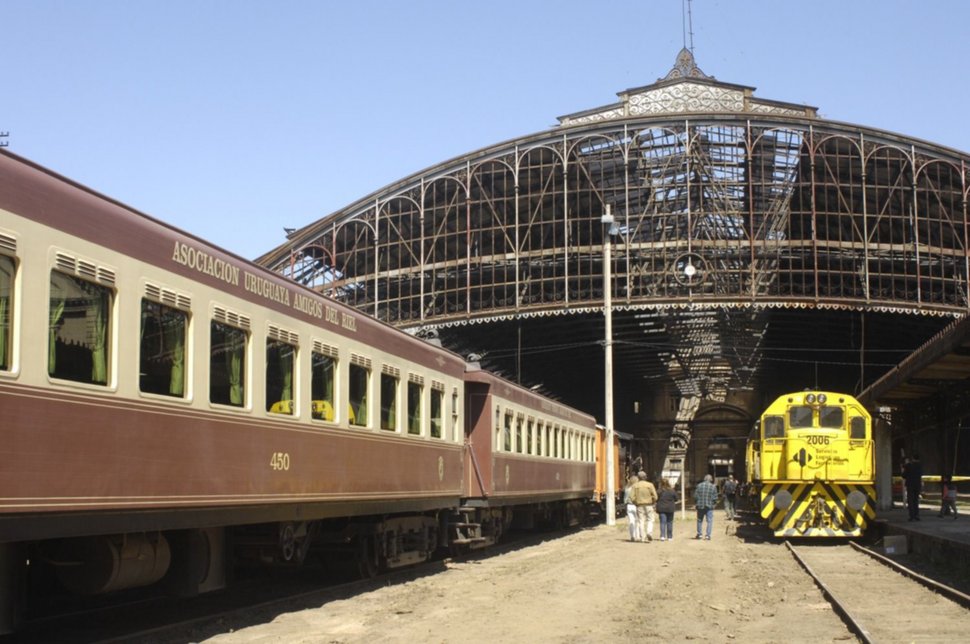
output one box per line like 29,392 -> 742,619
257,50 -> 970,491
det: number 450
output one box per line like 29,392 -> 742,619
270,452 -> 291,471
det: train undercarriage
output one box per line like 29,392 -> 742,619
0,497 -> 592,634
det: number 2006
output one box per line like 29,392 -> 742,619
270,452 -> 291,471
806,436 -> 830,445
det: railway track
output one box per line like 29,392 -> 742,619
786,541 -> 970,643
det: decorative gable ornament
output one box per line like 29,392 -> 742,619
557,48 -> 817,127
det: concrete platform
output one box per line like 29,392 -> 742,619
872,505 -> 970,578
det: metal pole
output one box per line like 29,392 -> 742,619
602,205 -> 616,526
680,459 -> 687,520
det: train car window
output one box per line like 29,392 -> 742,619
788,406 -> 813,428
311,351 -> 336,421
850,416 -> 866,439
451,388 -> 459,441
407,380 -> 422,435
0,255 -> 14,371
139,299 -> 187,397
763,415 -> 785,438
348,363 -> 369,427
503,412 -> 513,451
515,417 -> 524,453
553,426 -> 560,458
818,406 -> 844,429
429,387 -> 443,438
494,408 -> 501,449
526,419 -> 534,455
380,371 -> 398,431
49,271 -> 112,385
544,425 -> 551,457
209,321 -> 247,407
266,339 -> 296,415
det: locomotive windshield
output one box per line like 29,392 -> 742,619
788,406 -> 813,428
818,406 -> 844,428
764,415 -> 785,437
850,416 -> 866,439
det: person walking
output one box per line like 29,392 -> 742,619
630,471 -> 658,542
656,478 -> 679,541
694,474 -> 718,540
903,454 -> 923,521
623,474 -> 642,541
939,475 -> 958,519
722,474 -> 738,521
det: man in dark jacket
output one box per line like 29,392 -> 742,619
903,455 -> 923,521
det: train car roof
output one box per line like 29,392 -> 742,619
464,367 -> 597,427
0,149 -> 466,376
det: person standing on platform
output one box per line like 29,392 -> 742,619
903,454 -> 923,521
631,471 -> 658,542
939,475 -> 958,519
656,478 -> 679,541
623,474 -> 641,542
694,474 -> 718,540
722,474 -> 738,521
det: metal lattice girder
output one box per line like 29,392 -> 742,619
256,53 -> 966,447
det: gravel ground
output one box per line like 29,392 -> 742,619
192,515 -> 861,644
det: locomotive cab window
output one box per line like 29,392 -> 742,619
850,416 -> 866,439
788,406 -> 813,428
0,255 -> 14,372
819,406 -> 844,429
763,415 -> 785,438
210,321 -> 248,407
139,299 -> 187,397
266,338 -> 296,415
49,271 -> 113,386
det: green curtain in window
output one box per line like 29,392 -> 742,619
281,348 -> 293,402
48,293 -> 65,374
357,391 -> 367,424
0,295 -> 7,368
91,291 -> 108,383
167,317 -> 184,396
227,333 -> 243,405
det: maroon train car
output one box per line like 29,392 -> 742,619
0,150 -> 469,630
452,368 -> 598,548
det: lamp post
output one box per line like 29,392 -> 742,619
602,205 -> 617,526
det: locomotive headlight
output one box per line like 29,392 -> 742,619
846,490 -> 867,511
817,393 -> 827,404
805,393 -> 816,404
773,490 -> 793,510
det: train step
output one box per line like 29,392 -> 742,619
451,537 -> 488,545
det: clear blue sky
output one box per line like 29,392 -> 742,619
5,0 -> 969,260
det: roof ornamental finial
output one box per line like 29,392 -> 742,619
682,0 -> 695,55
663,47 -> 711,81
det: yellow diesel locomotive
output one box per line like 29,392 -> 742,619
746,391 -> 875,537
